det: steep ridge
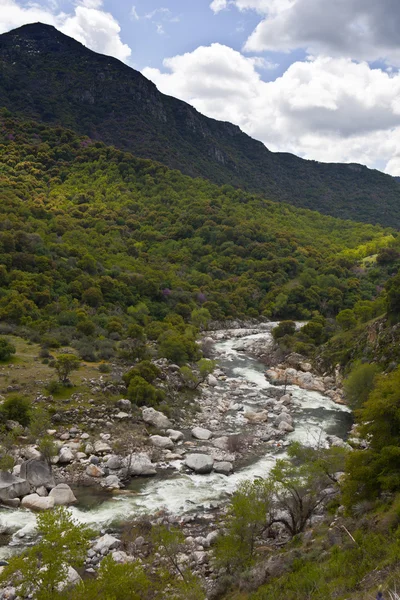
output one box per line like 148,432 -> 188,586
1,23 -> 400,228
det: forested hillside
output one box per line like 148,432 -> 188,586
0,112 -> 394,361
1,23 -> 400,228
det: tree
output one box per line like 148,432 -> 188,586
190,308 -> 211,330
0,507 -> 92,600
343,361 -> 380,409
214,479 -> 274,572
336,309 -> 357,331
53,354 -> 80,384
272,320 -> 296,340
0,394 -> 31,427
0,337 -> 16,361
180,359 -> 216,390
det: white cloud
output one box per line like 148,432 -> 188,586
143,43 -> 400,175
0,0 -> 131,62
215,0 -> 400,65
130,5 -> 139,20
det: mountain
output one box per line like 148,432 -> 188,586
1,22 -> 400,228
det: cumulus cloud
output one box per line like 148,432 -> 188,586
217,0 -> 400,65
143,43 -> 400,175
0,0 -> 131,62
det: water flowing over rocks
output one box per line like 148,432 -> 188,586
0,323 -> 352,565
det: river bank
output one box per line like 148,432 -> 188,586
0,325 -> 351,568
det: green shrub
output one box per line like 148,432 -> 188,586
0,337 -> 16,362
272,320 -> 296,340
127,376 -> 165,407
0,394 -> 31,427
123,361 -> 161,386
343,360 -> 380,409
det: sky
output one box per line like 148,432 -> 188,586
2,1 -> 400,175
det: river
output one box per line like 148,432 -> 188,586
0,328 -> 352,558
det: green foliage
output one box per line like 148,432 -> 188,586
3,24 -> 400,229
0,394 -> 31,427
214,479 -> 274,572
123,361 -> 161,386
343,360 -> 380,409
336,308 -> 357,330
54,354 -> 80,384
180,358 -> 216,389
0,506 -> 92,600
344,367 -> 400,504
0,113 -> 394,362
272,321 -> 296,340
126,376 -> 165,407
0,336 -> 16,361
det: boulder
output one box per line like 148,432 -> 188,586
185,454 -> 214,474
22,446 -> 41,460
86,464 -> 104,478
142,407 -> 171,429
116,399 -> 132,411
21,493 -> 55,511
49,483 -> 77,505
94,440 -> 112,454
127,453 -> 157,476
111,550 -> 133,564
244,410 -> 268,423
213,436 -> 229,450
101,475 -> 121,489
58,447 -> 74,464
278,421 -> 294,433
207,374 -> 218,387
191,427 -> 212,441
0,472 -> 30,502
149,435 -> 174,450
214,461 -> 233,475
275,413 -> 293,427
105,455 -> 123,470
57,566 -> 81,592
166,429 -> 184,442
19,459 -> 55,489
92,534 -> 120,554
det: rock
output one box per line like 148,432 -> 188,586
101,475 -> 121,489
213,436 -> 229,450
116,412 -> 130,420
94,440 -> 112,454
81,433 -> 90,440
185,454 -> 214,474
116,399 -> 132,410
0,472 -> 30,502
326,435 -> 352,451
19,459 -> 56,489
127,453 -> 157,476
22,446 -> 41,460
58,447 -> 74,464
111,550 -> 132,564
36,486 -> 48,497
105,455 -> 123,470
193,551 -> 208,564
244,410 -> 269,423
278,421 -> 294,433
49,484 -> 77,505
213,461 -> 233,475
206,531 -> 219,546
21,493 -> 55,511
275,413 -> 293,427
86,464 -> 104,478
57,566 -> 81,592
142,407 -> 171,429
166,429 -> 184,442
150,435 -> 174,450
191,427 -> 212,441
85,443 -> 94,454
207,374 -> 218,387
92,534 -> 120,554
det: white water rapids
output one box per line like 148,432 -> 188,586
0,329 -> 351,558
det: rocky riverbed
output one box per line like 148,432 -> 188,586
0,324 -> 352,594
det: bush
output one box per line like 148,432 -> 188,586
0,337 -> 16,362
158,331 -> 200,365
98,363 -> 111,373
126,376 -> 165,407
0,394 -> 31,427
123,361 -> 161,386
272,320 -> 296,340
343,361 -> 380,409
46,380 -> 62,394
